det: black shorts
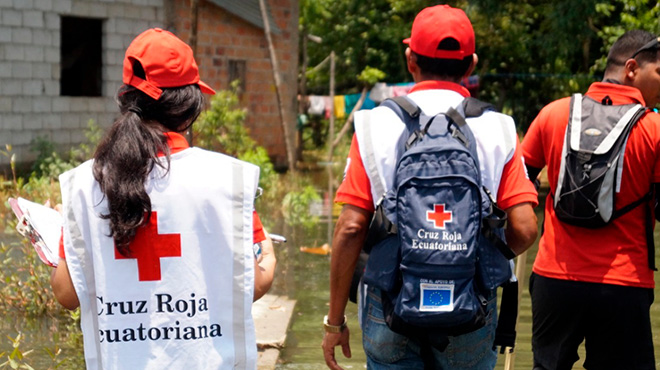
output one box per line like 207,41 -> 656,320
529,273 -> 655,370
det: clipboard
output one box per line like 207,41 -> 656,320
8,197 -> 62,267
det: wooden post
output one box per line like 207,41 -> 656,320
258,0 -> 297,172
189,0 -> 199,52
187,0 -> 200,146
296,30 -> 309,162
163,0 -> 175,30
332,86 -> 367,148
326,51 -> 335,244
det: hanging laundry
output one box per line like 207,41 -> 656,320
297,113 -> 308,130
369,83 -> 392,103
391,83 -> 414,97
324,96 -> 333,119
362,96 -> 375,110
344,93 -> 361,113
334,95 -> 345,118
344,93 -> 376,114
308,95 -> 326,116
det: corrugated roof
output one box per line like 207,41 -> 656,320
208,0 -> 281,34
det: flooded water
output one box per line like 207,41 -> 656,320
2,188 -> 660,369
274,190 -> 660,370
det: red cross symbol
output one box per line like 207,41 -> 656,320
426,204 -> 453,229
115,212 -> 181,281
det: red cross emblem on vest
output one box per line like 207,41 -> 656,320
426,204 -> 453,229
114,211 -> 181,281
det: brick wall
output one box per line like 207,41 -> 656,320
0,0 -> 298,172
172,0 -> 299,168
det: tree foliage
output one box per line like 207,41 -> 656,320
300,0 -> 427,93
300,0 -> 659,132
468,0 -> 614,130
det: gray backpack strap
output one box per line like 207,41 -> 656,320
555,93 -> 582,208
389,96 -> 421,118
360,111 -> 387,200
462,97 -> 494,118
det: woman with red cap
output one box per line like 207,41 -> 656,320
50,28 -> 275,369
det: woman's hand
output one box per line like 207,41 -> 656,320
253,232 -> 277,301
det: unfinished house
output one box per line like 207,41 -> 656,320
0,0 -> 299,172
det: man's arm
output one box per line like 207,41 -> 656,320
322,204 -> 373,370
504,202 -> 538,256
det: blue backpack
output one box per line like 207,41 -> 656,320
361,96 -> 518,352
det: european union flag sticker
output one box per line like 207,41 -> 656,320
420,283 -> 454,312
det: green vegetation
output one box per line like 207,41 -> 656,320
282,184 -> 322,230
300,0 -> 660,133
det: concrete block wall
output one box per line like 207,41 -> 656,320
0,0 -> 167,170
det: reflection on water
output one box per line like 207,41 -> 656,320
275,192 -> 660,369
0,312 -> 84,369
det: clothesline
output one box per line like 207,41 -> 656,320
303,76 -> 480,119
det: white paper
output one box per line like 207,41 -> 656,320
9,197 -> 63,267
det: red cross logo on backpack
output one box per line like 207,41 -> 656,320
426,204 -> 453,229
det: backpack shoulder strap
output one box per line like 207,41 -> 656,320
379,96 -> 421,132
462,97 -> 495,118
379,97 -> 426,150
389,96 -> 422,118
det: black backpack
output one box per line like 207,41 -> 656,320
554,93 -> 648,227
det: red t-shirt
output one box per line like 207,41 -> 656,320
522,82 -> 660,288
336,81 -> 538,212
59,132 -> 266,259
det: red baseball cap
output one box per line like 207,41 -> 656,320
403,5 -> 475,60
123,28 -> 215,100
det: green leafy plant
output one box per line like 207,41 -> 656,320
29,120 -> 102,181
357,66 -> 386,85
0,145 -> 17,192
0,333 -> 34,370
0,240 -> 65,317
0,331 -> 75,370
193,82 -> 278,199
282,185 -> 322,229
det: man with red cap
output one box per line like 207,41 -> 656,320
321,5 -> 538,369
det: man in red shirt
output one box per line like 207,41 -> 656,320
321,5 -> 538,369
522,30 -> 660,370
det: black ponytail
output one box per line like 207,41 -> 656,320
93,84 -> 205,256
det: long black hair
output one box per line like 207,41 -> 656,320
93,81 -> 205,256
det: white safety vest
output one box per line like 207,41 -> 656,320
354,88 -> 518,208
60,147 -> 260,370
